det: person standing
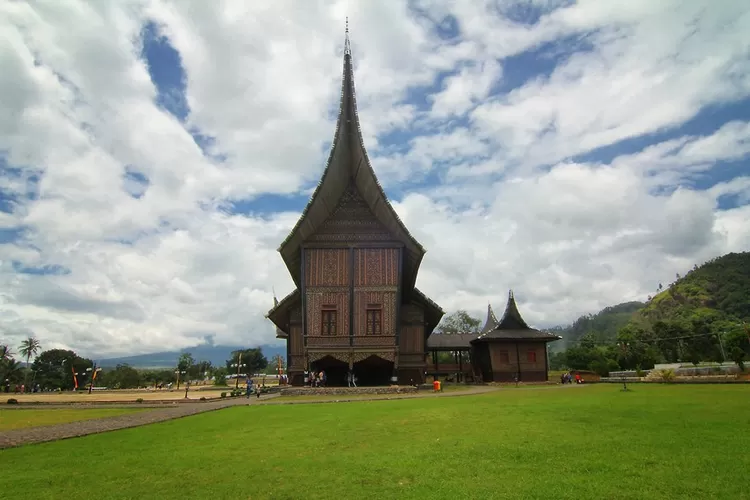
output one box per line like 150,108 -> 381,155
246,376 -> 253,398
255,382 -> 262,399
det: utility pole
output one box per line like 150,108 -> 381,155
617,342 -> 630,391
717,332 -> 727,364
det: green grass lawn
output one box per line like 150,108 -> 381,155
0,408 -> 149,431
2,385 -> 749,499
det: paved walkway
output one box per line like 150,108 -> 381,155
0,394 -> 277,449
0,385 -> 509,449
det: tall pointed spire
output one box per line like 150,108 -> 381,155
496,289 -> 531,330
481,302 -> 499,334
344,17 -> 351,55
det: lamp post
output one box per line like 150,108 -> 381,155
231,360 -> 246,390
617,342 -> 630,391
231,352 -> 246,390
174,370 -> 186,390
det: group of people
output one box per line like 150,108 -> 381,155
307,370 -> 327,387
4,381 -> 41,393
560,371 -> 584,384
245,377 -> 263,399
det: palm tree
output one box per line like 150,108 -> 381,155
1,344 -> 14,361
18,336 -> 41,388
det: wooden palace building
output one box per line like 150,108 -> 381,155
266,32 -> 444,387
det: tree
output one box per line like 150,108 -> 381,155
100,364 -> 142,389
434,310 -> 482,335
212,367 -> 228,386
226,348 -> 268,376
1,347 -> 24,385
1,344 -> 14,361
177,352 -> 195,372
269,354 -> 285,375
31,349 -> 93,390
19,336 -> 41,387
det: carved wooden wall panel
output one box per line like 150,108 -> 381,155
305,290 -> 349,337
305,249 -> 349,286
352,290 -> 396,336
289,303 -> 302,323
353,248 -> 399,286
399,324 -> 424,354
401,303 -> 424,324
307,183 -> 395,243
289,325 -> 303,356
307,336 -> 350,347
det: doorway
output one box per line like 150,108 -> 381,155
311,355 -> 349,386
354,355 -> 394,386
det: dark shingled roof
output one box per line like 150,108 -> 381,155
473,290 -> 560,343
427,333 -> 478,350
276,30 -> 425,295
480,303 -> 499,334
266,289 -> 299,337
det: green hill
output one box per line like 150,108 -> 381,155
551,301 -> 645,351
551,252 -> 750,372
634,251 -> 750,325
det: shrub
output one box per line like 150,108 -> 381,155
646,368 -> 675,383
230,389 -> 243,397
635,365 -> 645,377
7,398 -> 19,405
199,396 -> 206,401
220,392 -> 227,398
135,398 -> 144,403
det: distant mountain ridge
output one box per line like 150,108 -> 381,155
550,301 -> 645,350
98,343 -> 286,369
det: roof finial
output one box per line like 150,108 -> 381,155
344,17 -> 351,55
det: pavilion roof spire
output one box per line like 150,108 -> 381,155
496,289 -> 531,330
481,302 -> 499,334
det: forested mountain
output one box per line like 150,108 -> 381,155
550,301 -> 645,351
551,252 -> 750,373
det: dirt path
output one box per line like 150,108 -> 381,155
0,385 -> 511,449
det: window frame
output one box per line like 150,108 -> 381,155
321,305 -> 337,336
365,304 -> 382,336
527,350 -> 537,363
498,350 -> 510,364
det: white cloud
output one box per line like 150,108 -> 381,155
0,0 -> 749,358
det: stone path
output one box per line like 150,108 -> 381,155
0,385 -> 517,449
0,394 -> 277,449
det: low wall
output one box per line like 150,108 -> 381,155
280,386 -> 419,396
599,377 -> 748,384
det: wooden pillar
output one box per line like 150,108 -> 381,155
458,351 -> 463,383
515,342 -> 521,382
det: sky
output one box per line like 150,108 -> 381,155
1,0 -> 749,358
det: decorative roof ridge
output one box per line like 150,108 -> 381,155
413,287 -> 445,314
266,288 -> 299,318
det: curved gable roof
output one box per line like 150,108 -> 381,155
278,35 -> 425,291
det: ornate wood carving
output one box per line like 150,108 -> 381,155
354,248 -> 399,286
353,291 -> 396,336
305,249 -> 349,286
305,290 -> 349,337
353,336 -> 396,347
308,183 -> 395,243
